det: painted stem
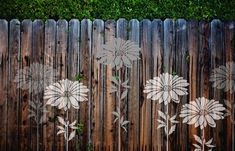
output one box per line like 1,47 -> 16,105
166,104 -> 169,151
118,69 -> 121,151
202,128 -> 205,151
66,110 -> 69,151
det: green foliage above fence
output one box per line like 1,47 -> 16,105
0,0 -> 235,20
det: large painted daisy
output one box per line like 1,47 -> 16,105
143,73 -> 189,105
180,97 -> 225,129
210,61 -> 235,93
44,79 -> 89,111
96,37 -> 140,70
14,62 -> 58,94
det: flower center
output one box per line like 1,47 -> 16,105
63,90 -> 72,97
199,109 -> 208,116
162,85 -> 172,92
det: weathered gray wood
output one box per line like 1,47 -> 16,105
188,20 -> 199,151
210,19 -> 225,150
67,19 -> 80,151
8,19 -> 21,151
92,19 -> 105,150
224,21 -> 235,151
140,19 -> 152,151
32,19 -> 45,151
20,19 -> 32,151
43,19 -> 56,151
175,19 -> 188,151
151,19 -> 163,151
128,19 -> 140,151
55,19 -> 68,151
0,19 -> 8,151
116,18 -> 128,151
104,20 -> 116,151
80,19 -> 92,151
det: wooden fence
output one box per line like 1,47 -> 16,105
0,18 -> 234,151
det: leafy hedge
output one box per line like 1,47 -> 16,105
0,0 -> 234,20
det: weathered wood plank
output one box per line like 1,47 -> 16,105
188,20 -> 199,151
175,19 -> 188,151
32,19 -> 45,151
151,19 -> 163,151
55,19 -> 68,151
210,19 -> 225,150
163,19 -> 175,151
224,21 -> 235,151
92,19 -> 105,151
116,18 -> 128,151
128,19 -> 140,151
0,19 -> 8,151
20,19 -> 32,151
140,19 -> 152,151
7,19 -> 21,151
43,19 -> 56,151
104,20 -> 116,151
67,19 -> 80,151
80,19 -> 92,151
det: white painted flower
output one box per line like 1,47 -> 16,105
57,116 -> 77,141
96,37 -> 140,70
14,62 -> 58,94
210,61 -> 235,93
180,97 -> 225,129
44,79 -> 89,111
143,73 -> 189,105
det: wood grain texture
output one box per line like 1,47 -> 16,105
92,19 -> 105,151
0,19 -> 8,151
7,19 -> 20,151
140,19 -> 152,151
43,19 -> 56,151
128,19 -> 140,151
20,19 -> 32,151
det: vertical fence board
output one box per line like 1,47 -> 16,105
43,19 -> 56,151
67,19 -> 80,151
210,19 -> 225,150
0,19 -> 8,151
7,19 -> 20,151
92,19 -> 105,151
32,19 -> 45,151
187,20 -> 199,151
116,18 -> 128,151
163,19 -> 175,151
104,20 -> 116,151
20,19 -> 32,151
128,19 -> 140,151
55,19 -> 68,151
140,19 -> 152,151
80,19 -> 92,151
175,19 -> 188,151
151,19 -> 163,151
224,21 -> 235,151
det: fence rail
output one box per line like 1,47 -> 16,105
0,19 -> 234,151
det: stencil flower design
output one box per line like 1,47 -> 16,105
193,135 -> 215,151
210,61 -> 235,93
44,79 -> 89,111
14,62 -> 58,94
96,37 -> 140,70
28,100 -> 49,124
180,97 -> 225,129
57,116 -> 77,141
143,73 -> 189,105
